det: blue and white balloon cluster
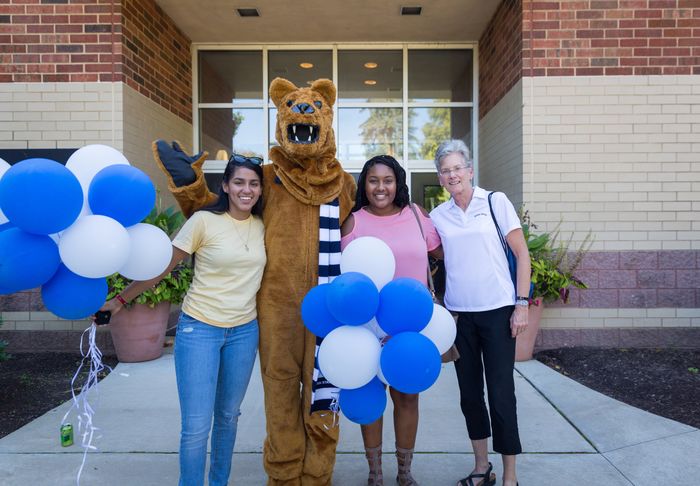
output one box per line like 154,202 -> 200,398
301,236 -> 457,425
0,145 -> 173,319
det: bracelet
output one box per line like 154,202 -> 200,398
515,298 -> 529,307
516,296 -> 530,301
115,294 -> 128,306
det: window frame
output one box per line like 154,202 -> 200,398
192,43 -> 479,188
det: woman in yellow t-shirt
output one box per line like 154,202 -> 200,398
101,155 -> 266,486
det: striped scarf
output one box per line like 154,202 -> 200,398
310,198 -> 341,413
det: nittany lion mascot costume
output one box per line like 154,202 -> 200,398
154,78 -> 356,485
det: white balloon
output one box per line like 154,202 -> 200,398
362,317 -> 388,340
0,157 -> 10,225
420,304 -> 457,355
59,215 -> 131,278
340,236 -> 396,289
318,325 -> 381,390
119,223 -> 173,280
65,144 -> 130,214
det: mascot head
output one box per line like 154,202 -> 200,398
270,78 -> 336,160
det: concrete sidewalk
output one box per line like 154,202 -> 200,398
0,351 -> 698,485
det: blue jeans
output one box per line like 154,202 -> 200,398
174,313 -> 259,486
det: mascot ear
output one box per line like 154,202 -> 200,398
311,79 -> 336,108
270,78 -> 299,108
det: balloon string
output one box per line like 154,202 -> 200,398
61,323 -> 111,486
321,391 -> 340,430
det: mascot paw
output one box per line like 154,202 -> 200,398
153,140 -> 206,187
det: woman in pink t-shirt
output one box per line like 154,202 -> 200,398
340,155 -> 442,486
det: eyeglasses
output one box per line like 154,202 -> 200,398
438,165 -> 468,176
229,154 -> 263,165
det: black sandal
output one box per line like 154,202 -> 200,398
456,461 -> 496,486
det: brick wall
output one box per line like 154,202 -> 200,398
121,0 -> 191,122
479,78 -> 525,205
559,250 -> 700,308
522,74 -> 700,250
479,0 -> 523,119
0,0 -> 192,123
0,82 -> 124,150
523,0 -> 700,78
480,1 -> 700,120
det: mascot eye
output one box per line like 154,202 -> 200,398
286,100 -> 293,107
314,101 -> 322,109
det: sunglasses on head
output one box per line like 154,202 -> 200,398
228,153 -> 263,165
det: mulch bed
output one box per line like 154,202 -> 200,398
535,347 -> 700,429
0,352 -> 118,439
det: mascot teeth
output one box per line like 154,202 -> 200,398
287,124 -> 319,145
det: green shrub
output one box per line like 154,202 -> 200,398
520,208 -> 593,304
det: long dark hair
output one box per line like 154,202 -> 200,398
353,154 -> 410,212
200,156 -> 264,216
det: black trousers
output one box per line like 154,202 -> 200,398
453,305 -> 522,455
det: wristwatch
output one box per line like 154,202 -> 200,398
515,296 -> 529,307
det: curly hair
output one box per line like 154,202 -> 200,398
353,154 -> 410,212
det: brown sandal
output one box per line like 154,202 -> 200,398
365,444 -> 383,486
456,462 -> 496,486
395,445 -> 418,485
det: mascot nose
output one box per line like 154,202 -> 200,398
292,103 -> 315,114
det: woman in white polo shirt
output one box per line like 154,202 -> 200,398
429,140 -> 529,486
100,155 -> 266,486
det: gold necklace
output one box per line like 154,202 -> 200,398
232,216 -> 252,251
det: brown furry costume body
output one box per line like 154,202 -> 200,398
156,78 -> 356,485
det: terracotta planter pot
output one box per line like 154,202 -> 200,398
109,302 -> 171,363
515,299 -> 544,362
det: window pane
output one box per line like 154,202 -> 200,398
199,108 -> 265,159
408,50 -> 473,103
198,51 -> 262,103
408,107 -> 472,160
410,172 -> 450,212
268,108 -> 278,150
338,50 -> 402,102
338,108 -> 403,164
268,50 -> 332,91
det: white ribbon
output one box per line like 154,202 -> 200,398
61,322 -> 111,486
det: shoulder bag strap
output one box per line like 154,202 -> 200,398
487,191 -> 509,257
408,203 -> 436,295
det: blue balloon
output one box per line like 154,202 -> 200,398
0,158 -> 82,234
88,164 -> 156,227
380,332 -> 441,394
339,377 -> 387,425
376,278 -> 434,336
0,228 -> 60,292
41,264 -> 108,320
326,272 -> 379,325
301,284 -> 343,337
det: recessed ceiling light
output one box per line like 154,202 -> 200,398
364,62 -> 378,69
364,80 -> 377,86
299,62 -> 314,69
236,8 -> 260,17
401,6 -> 422,15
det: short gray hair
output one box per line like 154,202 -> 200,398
434,139 -> 472,171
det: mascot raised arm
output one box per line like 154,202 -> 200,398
154,78 -> 356,486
